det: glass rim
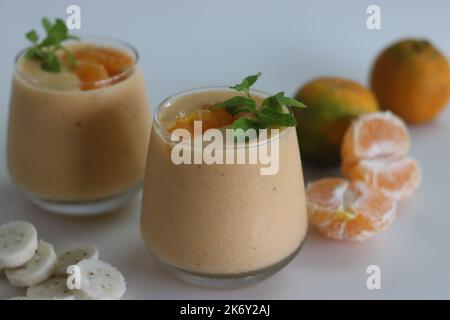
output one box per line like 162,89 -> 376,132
13,35 -> 139,91
153,86 -> 292,149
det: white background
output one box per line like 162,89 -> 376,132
0,0 -> 449,299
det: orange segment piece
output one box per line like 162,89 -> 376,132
168,107 -> 234,134
73,47 -> 133,76
306,177 -> 396,241
342,157 -> 421,201
74,61 -> 110,91
341,111 -> 410,164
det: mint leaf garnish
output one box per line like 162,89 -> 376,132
58,45 -> 76,67
25,17 -> 79,73
257,107 -> 297,127
42,17 -> 52,32
214,73 -> 306,135
214,96 -> 256,115
230,72 -> 261,97
233,117 -> 261,131
233,117 -> 262,140
262,91 -> 307,112
25,30 -> 39,43
276,93 -> 307,108
42,53 -> 61,72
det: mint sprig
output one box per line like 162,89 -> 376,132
214,73 -> 306,135
230,72 -> 261,97
214,96 -> 256,115
25,18 -> 79,73
232,117 -> 262,132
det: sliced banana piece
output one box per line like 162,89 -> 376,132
73,259 -> 126,300
55,245 -> 99,276
0,221 -> 38,269
5,240 -> 58,287
26,276 -> 74,300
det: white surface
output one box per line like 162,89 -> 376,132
1,0 -> 450,299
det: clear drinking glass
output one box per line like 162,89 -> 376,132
7,36 -> 151,215
140,87 -> 308,288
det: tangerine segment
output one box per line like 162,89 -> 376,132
306,177 -> 396,241
73,47 -> 134,76
341,111 -> 410,164
167,108 -> 235,134
342,157 -> 421,201
74,61 -> 110,91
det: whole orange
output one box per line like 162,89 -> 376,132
294,77 -> 378,167
371,39 -> 450,124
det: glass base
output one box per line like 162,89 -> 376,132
154,239 -> 305,289
24,182 -> 142,216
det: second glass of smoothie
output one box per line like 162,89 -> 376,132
140,87 -> 308,288
7,37 -> 151,215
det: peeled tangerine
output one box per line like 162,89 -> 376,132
73,47 -> 133,76
306,178 -> 397,241
168,106 -> 235,134
70,46 -> 134,91
342,157 -> 421,201
341,111 -> 410,163
341,111 -> 421,200
75,61 -> 110,91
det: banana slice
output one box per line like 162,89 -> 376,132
55,245 -> 99,276
5,240 -> 58,287
26,276 -> 74,300
73,259 -> 126,300
0,221 -> 38,269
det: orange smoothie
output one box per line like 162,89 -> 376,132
141,88 -> 307,281
7,39 -> 151,213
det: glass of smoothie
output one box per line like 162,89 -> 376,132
7,36 -> 151,215
140,86 -> 308,288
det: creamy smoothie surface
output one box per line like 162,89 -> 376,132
141,89 -> 308,275
7,43 -> 151,201
16,56 -> 80,90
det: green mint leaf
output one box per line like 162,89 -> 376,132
52,19 -> 69,41
221,73 -> 306,132
42,17 -> 53,32
41,53 -> 61,73
262,93 -> 284,112
25,47 -> 45,60
25,48 -> 38,59
274,92 -> 306,108
218,74 -> 305,135
262,92 -> 306,113
233,117 -> 261,131
41,35 -> 57,47
233,117 -> 262,140
227,105 -> 255,115
58,45 -> 76,67
257,107 -> 297,127
230,72 -> 261,96
41,19 -> 67,46
25,18 -> 78,73
214,96 -> 256,115
26,30 -> 39,43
